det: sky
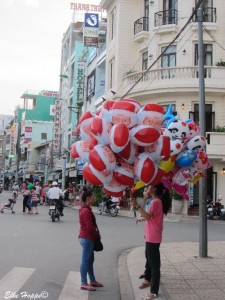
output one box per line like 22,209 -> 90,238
0,0 -> 100,115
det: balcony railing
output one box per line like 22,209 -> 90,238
123,66 -> 225,87
192,7 -> 217,23
134,17 -> 149,35
154,9 -> 178,27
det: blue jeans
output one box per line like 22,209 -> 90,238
79,238 -> 95,285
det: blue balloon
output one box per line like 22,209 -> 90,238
176,150 -> 197,168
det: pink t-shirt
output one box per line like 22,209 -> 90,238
144,198 -> 163,243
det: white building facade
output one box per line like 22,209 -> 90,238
100,0 -> 225,205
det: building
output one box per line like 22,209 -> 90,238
100,0 -> 225,206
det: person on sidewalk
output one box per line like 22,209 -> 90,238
132,182 -> 171,300
78,190 -> 103,291
136,186 -> 153,289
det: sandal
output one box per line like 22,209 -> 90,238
81,284 -> 96,291
139,281 -> 151,289
90,281 -> 103,287
144,293 -> 158,300
139,273 -> 145,279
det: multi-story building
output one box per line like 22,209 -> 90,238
15,90 -> 57,182
100,0 -> 225,206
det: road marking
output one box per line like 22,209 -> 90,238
0,267 -> 35,299
58,271 -> 88,300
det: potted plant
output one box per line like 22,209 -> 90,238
171,189 -> 188,215
216,59 -> 225,67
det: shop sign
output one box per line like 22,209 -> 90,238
53,100 -> 61,156
76,62 -> 84,102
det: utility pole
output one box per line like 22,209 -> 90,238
62,152 -> 67,191
198,3 -> 208,258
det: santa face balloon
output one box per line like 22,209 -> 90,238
122,98 -> 141,113
167,120 -> 189,140
186,135 -> 206,152
113,159 -> 134,186
185,120 -> 200,140
134,153 -> 157,184
137,103 -> 164,130
110,101 -> 137,128
70,140 -> 90,162
90,116 -> 111,145
109,123 -> 130,153
89,145 -> 116,172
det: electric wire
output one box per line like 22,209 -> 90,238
203,24 -> 225,52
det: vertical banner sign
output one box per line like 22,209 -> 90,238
83,13 -> 99,47
76,61 -> 84,103
53,100 -> 61,156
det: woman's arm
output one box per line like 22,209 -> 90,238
132,199 -> 153,220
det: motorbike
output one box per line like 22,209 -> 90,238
49,200 -> 61,222
207,199 -> 214,220
97,199 -> 119,217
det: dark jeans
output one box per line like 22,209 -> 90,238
146,242 -> 161,295
23,196 -> 31,212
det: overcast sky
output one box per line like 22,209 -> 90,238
0,0 -> 100,115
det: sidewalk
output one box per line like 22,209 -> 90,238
71,203 -> 225,299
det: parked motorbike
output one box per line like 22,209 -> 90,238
97,199 -> 118,217
49,200 -> 61,222
207,199 -> 214,220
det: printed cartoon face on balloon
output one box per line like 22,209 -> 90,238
70,140 -> 90,162
167,120 -> 189,140
185,120 -> 200,140
110,101 -> 137,128
103,177 -> 127,197
186,135 -> 206,152
192,152 -> 211,170
137,103 -> 164,130
101,100 -> 116,122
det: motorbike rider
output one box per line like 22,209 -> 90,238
47,181 -> 64,216
12,182 -> 20,199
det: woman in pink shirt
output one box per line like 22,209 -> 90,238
133,182 -> 171,300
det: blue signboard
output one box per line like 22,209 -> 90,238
84,13 -> 99,28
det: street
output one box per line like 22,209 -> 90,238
0,191 -> 225,300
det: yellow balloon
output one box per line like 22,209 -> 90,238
159,157 -> 175,174
134,180 -> 145,191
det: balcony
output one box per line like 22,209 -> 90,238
206,132 -> 225,161
154,9 -> 178,27
122,66 -> 225,97
133,17 -> 149,43
192,7 -> 216,23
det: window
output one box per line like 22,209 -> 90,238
194,44 -> 213,77
41,133 -> 47,140
189,104 -> 215,131
111,12 -> 115,40
161,45 -> 176,78
142,51 -> 148,70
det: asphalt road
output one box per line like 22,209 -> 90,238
0,191 -> 224,300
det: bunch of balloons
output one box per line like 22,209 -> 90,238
71,100 -> 211,199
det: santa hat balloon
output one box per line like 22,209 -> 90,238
70,140 -> 90,162
79,111 -> 94,141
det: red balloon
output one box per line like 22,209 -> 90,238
134,153 -> 156,184
89,136 -> 98,150
150,168 -> 165,186
118,141 -> 138,164
103,177 -> 126,197
83,165 -> 102,186
109,123 -> 130,153
130,125 -> 160,146
113,159 -> 134,186
89,145 -> 116,171
70,143 -> 79,159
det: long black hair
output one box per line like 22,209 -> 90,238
82,190 -> 93,203
153,182 -> 171,215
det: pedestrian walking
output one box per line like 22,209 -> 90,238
132,182 -> 171,300
22,184 -> 33,214
31,187 -> 39,214
78,190 -> 103,291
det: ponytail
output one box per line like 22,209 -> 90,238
154,182 -> 171,215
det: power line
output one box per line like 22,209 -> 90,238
120,0 -> 203,99
203,24 -> 225,52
